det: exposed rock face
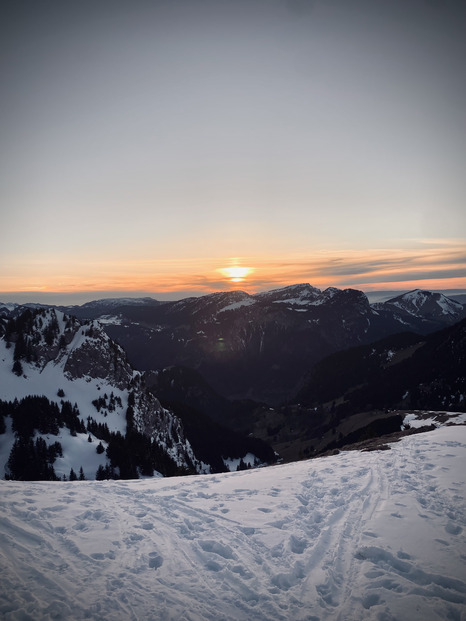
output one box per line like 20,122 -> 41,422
63,326 -> 134,390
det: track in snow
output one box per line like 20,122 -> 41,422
0,427 -> 465,620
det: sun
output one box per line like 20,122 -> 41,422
218,266 -> 253,283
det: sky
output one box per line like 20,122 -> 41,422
1,0 -> 465,304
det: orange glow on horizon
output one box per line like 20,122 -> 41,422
1,243 -> 465,298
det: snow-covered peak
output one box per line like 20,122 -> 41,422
217,298 -> 256,313
385,289 -> 464,319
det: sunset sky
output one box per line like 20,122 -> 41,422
1,0 -> 465,304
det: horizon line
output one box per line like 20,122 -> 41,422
2,283 -> 466,306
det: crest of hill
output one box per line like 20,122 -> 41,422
79,297 -> 161,309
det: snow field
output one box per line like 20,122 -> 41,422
0,426 -> 465,620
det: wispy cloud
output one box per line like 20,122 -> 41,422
1,240 -> 465,297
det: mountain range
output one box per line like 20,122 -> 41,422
0,284 -> 464,479
52,285 -> 466,405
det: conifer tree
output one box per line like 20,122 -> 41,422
95,464 -> 106,480
12,360 -> 23,376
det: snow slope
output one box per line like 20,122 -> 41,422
1,426 -> 465,620
0,309 -> 208,476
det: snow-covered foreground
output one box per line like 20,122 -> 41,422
1,427 -> 465,621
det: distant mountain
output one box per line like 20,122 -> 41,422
52,284 -> 465,404
79,297 -> 162,310
0,307 -> 275,480
365,289 -> 466,304
372,289 -> 465,331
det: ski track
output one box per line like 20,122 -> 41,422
0,427 -> 465,620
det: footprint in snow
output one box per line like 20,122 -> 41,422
445,522 -> 462,535
296,494 -> 309,507
148,552 -> 163,569
289,535 -> 308,554
125,533 -> 143,543
239,526 -> 255,536
136,522 -> 154,531
397,550 -> 411,560
198,539 -> 235,559
362,592 -> 384,609
54,526 -> 67,535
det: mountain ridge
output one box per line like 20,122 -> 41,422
2,285 -> 464,405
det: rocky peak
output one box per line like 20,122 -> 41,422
373,289 -> 465,324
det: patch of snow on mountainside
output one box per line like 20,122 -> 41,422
403,411 -> 466,428
436,294 -> 464,315
399,289 -> 429,310
217,299 -> 256,313
96,315 -> 123,325
0,303 -> 18,312
0,426 -> 464,620
272,297 -> 310,305
223,452 -> 257,471
0,417 -> 110,482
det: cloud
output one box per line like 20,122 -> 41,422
1,240 -> 465,299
